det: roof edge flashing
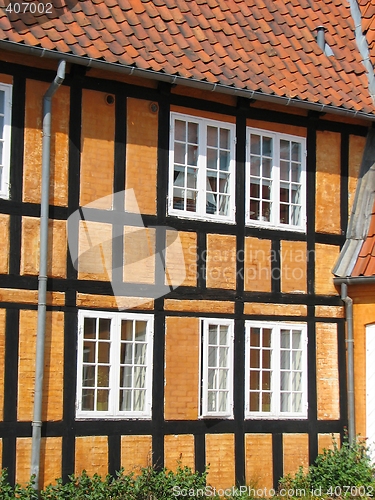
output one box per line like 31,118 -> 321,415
0,40 -> 375,121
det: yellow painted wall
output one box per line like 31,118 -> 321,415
121,435 -> 152,473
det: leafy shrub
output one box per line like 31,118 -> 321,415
279,434 -> 375,497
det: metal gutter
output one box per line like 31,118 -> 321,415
1,39 -> 375,121
334,276 -> 375,285
31,59 -> 66,491
340,283 -> 355,445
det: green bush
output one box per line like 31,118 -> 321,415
279,434 -> 375,497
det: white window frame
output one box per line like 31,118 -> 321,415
169,112 -> 236,223
0,83 -> 12,199
76,310 -> 153,419
245,321 -> 308,419
200,318 -> 234,418
245,127 -> 306,232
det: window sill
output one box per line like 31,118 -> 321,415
168,209 -> 236,225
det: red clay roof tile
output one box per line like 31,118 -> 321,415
0,0 -> 374,115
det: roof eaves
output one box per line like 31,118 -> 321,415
1,38 -> 375,121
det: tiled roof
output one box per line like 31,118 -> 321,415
351,199 -> 375,277
0,0 -> 374,115
359,0 -> 375,66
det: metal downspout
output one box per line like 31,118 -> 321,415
341,283 -> 355,445
31,59 -> 66,490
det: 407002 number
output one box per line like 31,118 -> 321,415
5,2 -> 53,14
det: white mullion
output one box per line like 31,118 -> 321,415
202,320 -> 209,416
111,314 -> 119,416
145,319 -> 153,415
270,324 -> 279,416
168,116 -> 176,214
273,134 -> 280,227
198,119 -> 206,217
76,315 -> 84,413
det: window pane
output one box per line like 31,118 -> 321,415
174,142 -> 185,164
188,122 -> 198,143
175,119 -> 186,141
0,116 -> 3,140
97,389 -> 109,411
218,391 -> 227,411
83,342 -> 95,363
250,156 -> 260,176
97,366 -> 109,387
280,185 -> 289,203
292,393 -> 302,412
262,370 -> 271,390
220,151 -> 230,171
263,329 -> 272,347
281,392 -> 290,412
134,390 -> 145,411
82,365 -> 95,387
250,392 -> 259,411
219,369 -> 228,389
292,331 -> 302,349
0,91 -> 4,115
187,144 -> 198,166
262,158 -> 271,178
207,125 -> 217,147
84,318 -> 96,339
208,369 -> 216,389
219,326 -> 228,345
250,349 -> 260,368
121,343 -> 132,364
263,136 -> 272,156
280,371 -> 290,390
250,328 -> 260,346
220,128 -> 230,149
292,350 -> 302,370
281,330 -> 290,348
99,318 -> 110,340
219,347 -> 228,367
120,389 -> 132,411
280,161 -> 290,181
291,163 -> 301,182
134,366 -> 146,388
207,148 -> 217,170
250,371 -> 260,390
208,392 -> 216,411
280,351 -> 290,369
262,392 -> 271,412
292,372 -> 302,391
208,346 -> 217,367
121,320 -> 133,341
291,142 -> 301,162
262,350 -> 271,369
209,326 -> 217,345
120,366 -> 132,388
135,321 -> 147,341
82,389 -> 95,411
280,139 -> 290,160
291,205 -> 301,225
134,343 -> 146,365
250,134 -> 261,155
98,342 -> 110,363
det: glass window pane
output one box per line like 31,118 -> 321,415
134,389 -> 145,411
292,372 -> 302,391
219,369 -> 228,389
218,391 -> 227,411
82,365 -> 95,387
208,346 -> 217,367
134,366 -> 146,388
263,329 -> 272,347
280,139 -> 290,160
219,194 -> 229,216
280,351 -> 290,369
82,389 -> 95,411
188,122 -> 198,143
207,126 -> 217,147
0,142 -> 3,165
134,343 -> 146,365
97,366 -> 109,387
99,319 -> 110,340
262,370 -> 271,390
281,330 -> 290,348
120,389 -> 132,411
84,318 -> 96,339
262,182 -> 271,200
250,182 -> 260,199
219,347 -> 228,367
250,156 -> 260,176
281,392 -> 290,412
208,326 -> 217,345
250,371 -> 260,390
97,389 -> 109,411
250,328 -> 260,346
120,366 -> 132,388
175,120 -> 186,141
220,128 -> 230,149
219,326 -> 228,345
291,163 -> 301,182
135,321 -> 147,341
292,331 -> 301,349
292,350 -> 302,370
174,142 -> 185,164
121,343 -> 133,364
121,321 -> 133,341
83,342 -> 95,363
0,91 -> 4,115
262,350 -> 271,369
280,185 -> 289,203
280,371 -> 290,390
250,391 -> 259,411
280,161 -> 290,181
292,392 -> 302,412
208,392 -> 216,412
207,148 -> 217,170
250,349 -> 260,368
98,342 -> 110,363
187,145 -> 198,166
262,201 -> 271,222
208,369 -> 216,389
250,200 -> 260,220
263,136 -> 272,156
262,158 -> 271,178
291,205 -> 301,226
262,392 -> 271,412
220,151 -> 230,171
291,142 -> 301,162
250,134 -> 261,155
